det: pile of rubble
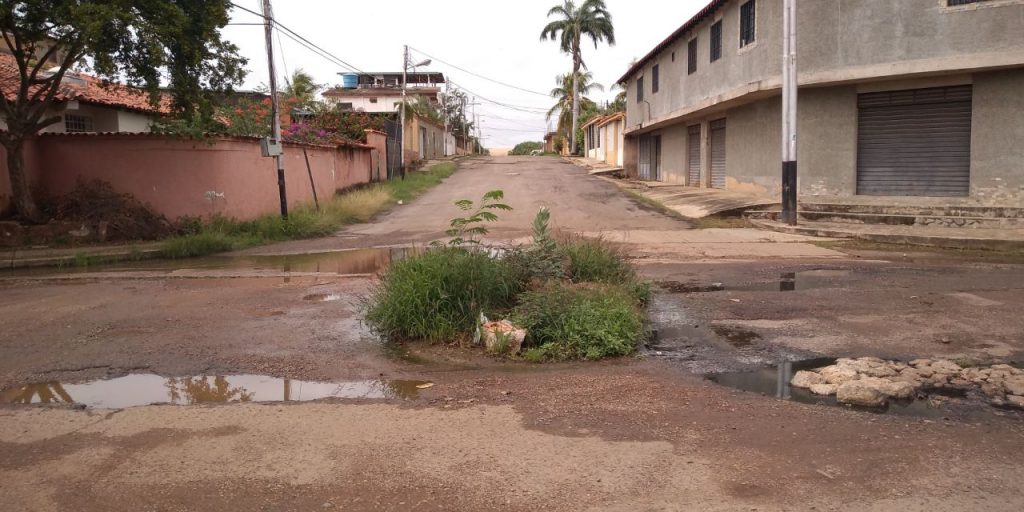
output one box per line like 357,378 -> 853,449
791,357 -> 1024,408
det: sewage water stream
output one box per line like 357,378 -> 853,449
1,374 -> 432,409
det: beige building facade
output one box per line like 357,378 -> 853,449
620,0 -> 1024,205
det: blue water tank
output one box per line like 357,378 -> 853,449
340,73 -> 359,89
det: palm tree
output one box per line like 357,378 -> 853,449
283,69 -> 321,109
540,0 -> 615,154
547,72 -> 602,145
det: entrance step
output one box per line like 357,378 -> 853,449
798,203 -> 1024,219
749,219 -> 1024,251
744,209 -> 1024,229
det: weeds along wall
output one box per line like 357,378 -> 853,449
0,133 -> 373,220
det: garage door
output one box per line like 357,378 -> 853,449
710,119 -> 726,189
638,135 -> 661,181
856,85 -> 972,197
687,125 -> 701,187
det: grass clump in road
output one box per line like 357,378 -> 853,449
159,162 -> 456,258
512,283 -> 645,362
364,246 -> 526,342
364,194 -> 651,362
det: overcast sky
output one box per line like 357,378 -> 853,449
223,0 -> 709,148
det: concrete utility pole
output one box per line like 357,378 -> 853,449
781,0 -> 798,225
262,0 -> 288,219
400,44 -> 409,178
442,80 -> 448,156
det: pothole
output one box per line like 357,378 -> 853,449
1,374 -> 433,409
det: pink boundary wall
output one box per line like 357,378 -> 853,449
1,133 -> 375,221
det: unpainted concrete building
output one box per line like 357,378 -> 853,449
619,0 -> 1024,206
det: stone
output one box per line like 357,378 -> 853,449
931,360 -> 963,373
861,365 -> 898,378
809,383 -> 838,396
880,380 -> 918,400
790,370 -> 824,389
820,365 -> 859,385
980,382 -> 1005,397
1006,395 -> 1024,409
910,359 -> 933,368
1004,376 -> 1024,396
836,379 -> 888,407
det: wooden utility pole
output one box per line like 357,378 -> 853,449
262,0 -> 288,219
781,0 -> 798,225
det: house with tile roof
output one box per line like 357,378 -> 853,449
0,53 -> 169,134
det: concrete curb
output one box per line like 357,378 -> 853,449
2,244 -> 164,270
750,219 -> 1024,252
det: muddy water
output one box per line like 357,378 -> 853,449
708,359 -> 956,419
1,374 -> 432,409
659,269 -> 852,294
5,246 -> 424,277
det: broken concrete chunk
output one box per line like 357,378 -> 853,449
809,383 -> 838,396
820,365 -> 859,385
836,379 -> 888,407
790,370 -> 825,389
1006,395 -> 1024,409
1004,377 -> 1024,396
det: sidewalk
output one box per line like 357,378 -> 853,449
751,219 -> 1024,251
2,241 -> 164,270
603,178 -> 776,218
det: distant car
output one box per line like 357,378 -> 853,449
529,149 -> 543,156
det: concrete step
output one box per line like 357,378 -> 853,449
798,203 -> 1024,219
749,219 -> 1024,251
744,209 -> 1024,229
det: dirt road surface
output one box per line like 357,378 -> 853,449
2,156 -> 1023,511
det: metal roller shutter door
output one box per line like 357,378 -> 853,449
710,119 -> 726,189
687,125 -> 701,186
856,85 -> 972,197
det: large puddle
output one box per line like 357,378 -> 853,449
1,374 -> 432,409
708,359 -> 971,418
3,246 -> 424,276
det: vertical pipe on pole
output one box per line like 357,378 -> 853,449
781,0 -> 798,225
400,45 -> 408,179
262,0 -> 288,219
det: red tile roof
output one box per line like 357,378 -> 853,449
0,53 -> 170,114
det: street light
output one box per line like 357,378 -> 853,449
401,45 -> 431,178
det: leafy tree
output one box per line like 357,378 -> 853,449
0,0 -> 246,222
547,72 -> 601,152
540,0 -> 615,155
509,141 -> 545,156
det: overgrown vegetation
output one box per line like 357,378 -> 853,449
160,162 -> 457,258
365,195 -> 650,362
364,247 -> 526,342
513,283 -> 644,361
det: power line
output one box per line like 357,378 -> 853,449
448,79 -> 549,114
230,1 -> 366,74
408,46 -> 550,97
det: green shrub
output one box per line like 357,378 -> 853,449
160,231 -> 241,258
511,283 -> 645,361
364,247 -> 526,342
563,237 -> 640,287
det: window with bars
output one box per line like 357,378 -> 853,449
637,76 -> 644,103
64,114 -> 93,132
740,0 -> 756,47
652,64 -> 660,94
687,38 -> 698,74
710,21 -> 722,62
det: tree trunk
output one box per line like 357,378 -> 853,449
3,136 -> 42,223
570,53 -> 581,155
